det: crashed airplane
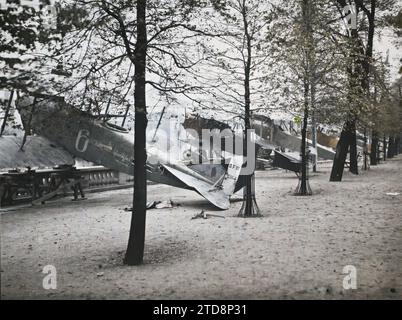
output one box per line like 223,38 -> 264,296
9,93 -> 338,209
16,96 -> 248,210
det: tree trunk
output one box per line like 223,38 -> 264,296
238,1 -> 259,217
395,136 -> 400,155
345,4 -> 361,176
383,136 -> 387,161
20,96 -> 36,151
388,136 -> 395,158
124,0 -> 148,266
297,100 -> 311,194
311,117 -> 317,172
295,0 -> 312,195
331,2 -> 361,180
242,20 -> 253,217
362,1 -> 377,166
363,128 -> 368,170
330,120 -> 353,181
0,90 -> 14,136
370,131 -> 378,165
349,119 -> 358,175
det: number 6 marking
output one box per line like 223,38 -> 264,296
75,129 -> 90,153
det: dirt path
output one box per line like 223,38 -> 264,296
1,157 -> 401,299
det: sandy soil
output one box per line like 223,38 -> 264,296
1,157 -> 401,299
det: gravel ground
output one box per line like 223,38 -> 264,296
1,156 -> 401,299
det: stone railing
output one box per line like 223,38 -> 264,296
0,166 -> 132,207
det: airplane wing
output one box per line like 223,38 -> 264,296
0,135 -> 74,171
272,150 -> 301,173
161,163 -> 230,210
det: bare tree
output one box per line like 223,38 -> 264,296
51,0 -> 225,264
268,0 -> 344,193
330,0 -> 398,180
193,0 -> 275,216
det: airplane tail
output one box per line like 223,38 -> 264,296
161,155 -> 244,210
220,154 -> 244,196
